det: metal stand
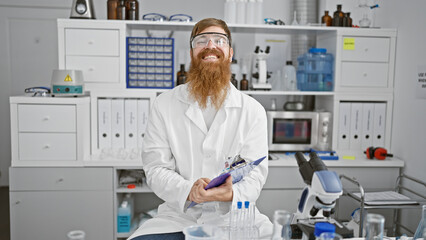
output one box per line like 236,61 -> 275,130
339,174 -> 426,237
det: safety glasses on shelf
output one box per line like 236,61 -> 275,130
264,18 -> 285,25
142,13 -> 193,22
190,32 -> 230,49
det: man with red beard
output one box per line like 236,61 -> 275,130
129,18 -> 272,240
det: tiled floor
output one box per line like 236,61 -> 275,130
0,187 -> 10,240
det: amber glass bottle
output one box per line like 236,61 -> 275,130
107,0 -> 119,20
125,0 -> 139,20
321,10 -> 332,26
332,4 -> 344,27
176,64 -> 187,86
240,73 -> 249,90
116,0 -> 126,20
231,74 -> 238,89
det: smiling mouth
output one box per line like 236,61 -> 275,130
202,54 -> 219,61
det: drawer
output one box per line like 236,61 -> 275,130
264,166 -> 305,189
18,133 -> 76,161
10,167 -> 113,191
65,28 -> 119,56
341,37 -> 390,62
341,62 -> 389,87
66,56 -> 119,83
18,104 -> 76,132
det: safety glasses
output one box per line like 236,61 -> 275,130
264,18 -> 285,25
142,13 -> 193,22
190,32 -> 230,49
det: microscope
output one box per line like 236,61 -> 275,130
291,152 -> 353,239
251,46 -> 272,90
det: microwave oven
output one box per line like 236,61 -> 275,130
267,111 -> 331,151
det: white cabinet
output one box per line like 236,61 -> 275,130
9,167 -> 114,240
10,96 -> 90,166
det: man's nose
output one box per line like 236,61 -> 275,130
206,39 -> 216,48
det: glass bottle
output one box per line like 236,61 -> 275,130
365,213 -> 385,240
176,64 -> 187,86
116,0 -> 126,20
231,74 -> 238,89
240,73 -> 249,90
107,0 -> 119,20
347,12 -> 352,27
126,0 -> 139,20
321,11 -> 332,27
332,4 -> 344,27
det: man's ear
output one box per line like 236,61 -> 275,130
229,48 -> 234,62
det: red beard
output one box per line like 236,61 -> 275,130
186,48 -> 232,109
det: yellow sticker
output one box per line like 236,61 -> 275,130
343,38 -> 355,50
342,155 -> 356,160
64,74 -> 72,82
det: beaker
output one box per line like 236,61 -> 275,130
271,210 -> 292,240
365,213 -> 385,240
183,225 -> 224,240
319,232 -> 343,240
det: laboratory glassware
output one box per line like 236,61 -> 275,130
414,205 -> 426,239
183,225 -> 224,240
365,213 -> 385,240
271,210 -> 292,240
319,232 -> 343,240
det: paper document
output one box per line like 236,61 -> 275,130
353,191 -> 419,206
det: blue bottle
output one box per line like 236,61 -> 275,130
117,201 -> 131,233
297,48 -> 334,91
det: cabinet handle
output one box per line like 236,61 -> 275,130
89,67 -> 94,72
88,40 -> 94,45
43,144 -> 51,149
364,48 -> 369,52
15,200 -> 20,205
43,116 -> 50,121
363,73 -> 368,77
57,178 -> 64,182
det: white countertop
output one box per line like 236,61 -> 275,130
267,153 -> 404,168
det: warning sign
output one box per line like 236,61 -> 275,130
343,38 -> 355,50
64,74 -> 72,82
417,65 -> 426,99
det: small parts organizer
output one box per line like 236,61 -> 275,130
127,37 -> 174,89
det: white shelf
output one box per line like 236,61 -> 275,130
244,90 -> 334,96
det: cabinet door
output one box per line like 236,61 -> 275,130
10,191 -> 113,240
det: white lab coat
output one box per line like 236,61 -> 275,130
129,83 -> 273,239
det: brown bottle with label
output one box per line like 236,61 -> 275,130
332,4 -> 344,27
176,64 -> 187,86
126,0 -> 139,20
240,73 -> 249,91
321,10 -> 332,26
107,0 -> 119,20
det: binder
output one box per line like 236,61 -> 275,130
361,103 -> 375,150
337,102 -> 351,150
124,99 -> 138,149
373,103 -> 386,147
137,99 -> 150,149
111,99 -> 125,149
98,99 -> 112,149
349,103 -> 363,151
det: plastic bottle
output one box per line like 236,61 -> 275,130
246,0 -> 256,24
117,201 -> 131,232
176,64 -> 187,86
236,0 -> 247,24
283,61 -> 297,91
297,48 -> 334,91
255,0 -> 263,24
414,205 -> 426,239
225,0 -> 237,24
123,193 -> 134,219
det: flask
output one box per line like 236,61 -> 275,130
224,0 -> 237,24
365,213 -> 385,240
116,0 -> 126,20
321,10 -> 332,26
240,73 -> 249,90
176,64 -> 187,86
107,0 -> 119,20
414,205 -> 426,239
332,4 -> 344,27
231,74 -> 238,89
271,210 -> 292,240
359,13 -> 371,28
117,201 -> 131,232
283,61 -> 297,91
